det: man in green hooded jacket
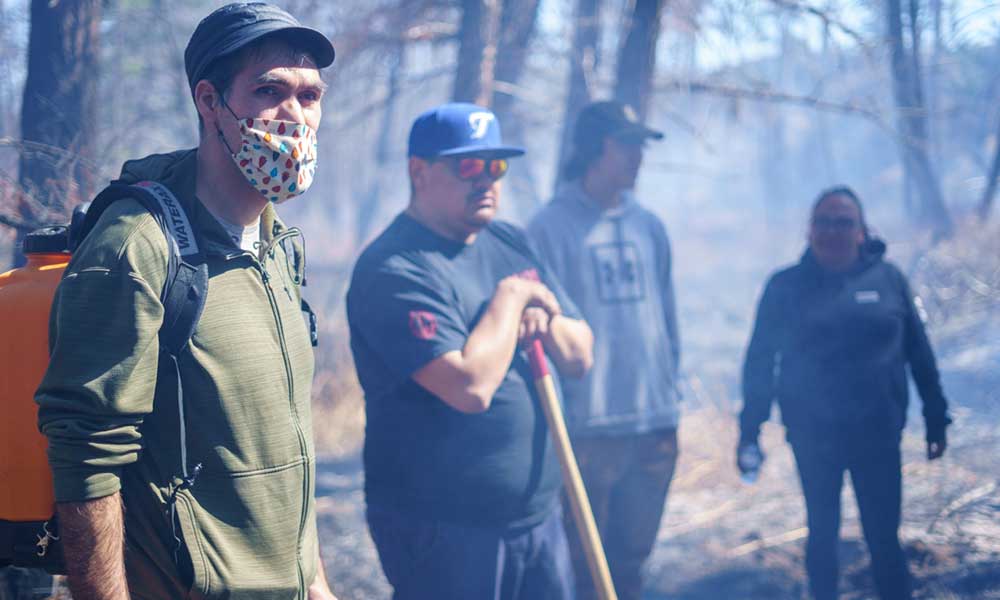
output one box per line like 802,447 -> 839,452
34,4 -> 338,599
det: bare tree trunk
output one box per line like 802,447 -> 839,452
817,20 -> 838,182
905,2 -> 923,217
0,0 -> 12,139
491,0 -> 541,124
452,0 -> 502,106
358,41 -> 406,243
932,0 -> 943,48
555,0 -> 602,191
928,0 -> 943,164
978,110 -> 1000,221
614,0 -> 665,119
492,0 -> 542,212
886,0 -> 951,236
761,13 -> 790,223
13,0 -> 100,264
907,0 -> 925,122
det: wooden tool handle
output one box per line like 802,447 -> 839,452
528,340 -> 617,600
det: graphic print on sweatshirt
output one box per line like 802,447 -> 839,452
589,240 -> 647,304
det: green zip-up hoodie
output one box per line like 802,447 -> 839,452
36,149 -> 319,599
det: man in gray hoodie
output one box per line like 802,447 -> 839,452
528,101 -> 681,600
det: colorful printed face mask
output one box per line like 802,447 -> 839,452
218,102 -> 318,204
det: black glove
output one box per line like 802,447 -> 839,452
927,430 -> 947,461
926,418 -> 950,461
736,438 -> 764,475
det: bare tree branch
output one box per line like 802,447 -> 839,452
401,21 -> 458,42
331,66 -> 455,132
0,212 -> 35,232
0,137 -> 101,171
928,481 -> 999,533
728,527 -> 809,557
653,79 -> 963,164
331,1 -> 454,67
655,80 -> 885,123
765,0 -> 870,51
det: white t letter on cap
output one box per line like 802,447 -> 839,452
469,112 -> 494,139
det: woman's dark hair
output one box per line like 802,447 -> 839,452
812,185 -> 870,242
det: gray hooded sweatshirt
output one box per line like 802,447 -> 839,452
528,180 -> 681,436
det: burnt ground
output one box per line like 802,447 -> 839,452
315,365 -> 1000,600
14,226 -> 998,600
12,353 -> 998,600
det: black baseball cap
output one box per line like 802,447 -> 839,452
184,2 -> 335,94
573,101 -> 664,146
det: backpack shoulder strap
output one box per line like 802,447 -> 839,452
75,181 -> 208,356
72,182 -> 208,562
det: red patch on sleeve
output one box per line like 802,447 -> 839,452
408,310 -> 438,340
516,268 -> 540,282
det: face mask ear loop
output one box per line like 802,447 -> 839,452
215,94 -> 242,157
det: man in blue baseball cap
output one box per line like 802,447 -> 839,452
347,103 -> 594,599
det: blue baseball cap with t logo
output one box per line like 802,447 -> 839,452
408,103 -> 525,159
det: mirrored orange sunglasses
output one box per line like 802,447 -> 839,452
442,157 -> 509,181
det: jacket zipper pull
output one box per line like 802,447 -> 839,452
180,462 -> 203,490
167,461 -> 202,567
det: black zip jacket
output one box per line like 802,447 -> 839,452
740,241 -> 950,446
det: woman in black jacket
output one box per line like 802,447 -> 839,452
737,186 -> 951,600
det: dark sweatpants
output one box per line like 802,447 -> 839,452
792,437 -> 911,600
564,428 -> 678,600
367,503 -> 574,600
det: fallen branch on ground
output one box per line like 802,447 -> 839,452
928,481 -> 999,533
728,527 -> 809,557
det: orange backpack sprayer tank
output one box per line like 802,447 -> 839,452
0,226 -> 70,525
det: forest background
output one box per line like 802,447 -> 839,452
1,0 -> 998,598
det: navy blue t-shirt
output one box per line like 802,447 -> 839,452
347,213 -> 580,531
